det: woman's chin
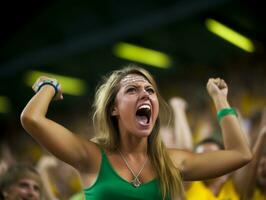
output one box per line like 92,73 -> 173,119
133,129 -> 153,138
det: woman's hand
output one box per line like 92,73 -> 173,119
206,78 -> 228,99
32,76 -> 63,101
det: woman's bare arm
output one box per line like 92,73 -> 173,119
170,78 -> 252,181
21,77 -> 100,171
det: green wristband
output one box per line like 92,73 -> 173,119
217,108 -> 238,124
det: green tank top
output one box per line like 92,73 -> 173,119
83,149 -> 169,200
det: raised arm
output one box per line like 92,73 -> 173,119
20,77 -> 100,171
36,155 -> 59,200
169,97 -> 193,151
169,78 -> 252,181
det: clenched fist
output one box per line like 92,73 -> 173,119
32,76 -> 63,101
207,78 -> 228,99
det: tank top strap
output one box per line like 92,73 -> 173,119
98,147 -> 113,171
99,147 -> 105,156
99,147 -> 108,161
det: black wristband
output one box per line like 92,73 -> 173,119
34,79 -> 60,99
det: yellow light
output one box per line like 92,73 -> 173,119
24,71 -> 87,96
0,96 -> 10,113
205,18 -> 255,53
113,42 -> 171,69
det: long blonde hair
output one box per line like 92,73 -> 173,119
92,64 -> 185,199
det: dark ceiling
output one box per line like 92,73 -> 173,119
0,0 -> 265,121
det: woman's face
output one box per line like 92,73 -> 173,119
112,74 -> 159,138
4,177 -> 41,200
257,155 -> 266,187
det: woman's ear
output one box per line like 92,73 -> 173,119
111,106 -> 118,116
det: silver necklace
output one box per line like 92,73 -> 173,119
118,149 -> 148,188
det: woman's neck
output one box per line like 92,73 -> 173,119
119,133 -> 148,154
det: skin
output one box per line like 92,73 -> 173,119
195,143 -> 229,196
233,125 -> 266,199
257,155 -> 266,192
112,77 -> 159,140
168,78 -> 252,180
108,76 -> 159,183
3,178 -> 41,200
20,74 -> 252,190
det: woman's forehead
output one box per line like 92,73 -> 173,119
120,74 -> 150,86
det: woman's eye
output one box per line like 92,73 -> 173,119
126,87 -> 136,93
146,88 -> 155,94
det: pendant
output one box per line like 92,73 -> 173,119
131,178 -> 141,188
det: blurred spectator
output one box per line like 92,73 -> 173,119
0,163 -> 43,200
161,97 -> 193,150
37,155 -> 83,200
186,108 -> 266,200
186,138 -> 239,200
165,97 -> 263,199
162,97 -> 237,198
0,144 -> 16,176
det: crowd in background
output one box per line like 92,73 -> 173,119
0,58 -> 265,199
0,93 -> 265,199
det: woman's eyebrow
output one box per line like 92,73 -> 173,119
124,83 -> 137,88
145,84 -> 153,88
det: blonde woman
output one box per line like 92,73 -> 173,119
20,64 -> 252,200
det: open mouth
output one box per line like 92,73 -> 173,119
136,105 -> 151,125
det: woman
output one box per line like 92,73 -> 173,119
20,64 -> 252,200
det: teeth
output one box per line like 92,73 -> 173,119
138,104 -> 150,110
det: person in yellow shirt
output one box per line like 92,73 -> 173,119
166,97 -> 265,200
186,138 -> 239,200
186,128 -> 266,200
162,98 -> 241,200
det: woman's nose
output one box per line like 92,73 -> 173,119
139,89 -> 149,99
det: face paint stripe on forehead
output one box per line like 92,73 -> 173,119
120,74 -> 149,86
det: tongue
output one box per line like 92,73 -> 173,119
136,115 -> 148,125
